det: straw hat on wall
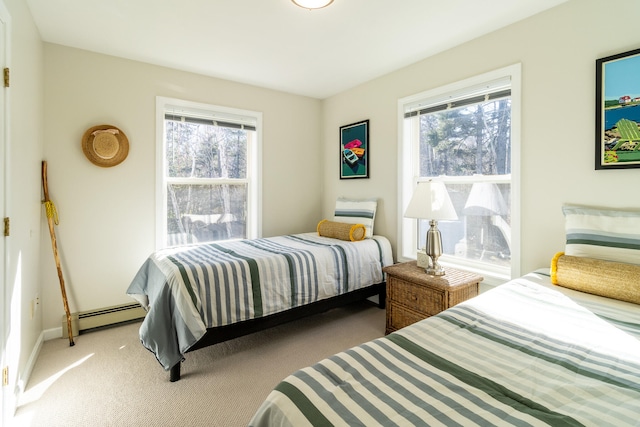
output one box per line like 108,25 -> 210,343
81,124 -> 129,167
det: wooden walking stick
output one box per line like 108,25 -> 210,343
42,160 -> 75,346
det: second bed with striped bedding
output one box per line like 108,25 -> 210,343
249,270 -> 640,426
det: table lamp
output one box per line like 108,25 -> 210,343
404,180 -> 458,275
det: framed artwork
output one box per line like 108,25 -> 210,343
340,119 -> 369,179
596,47 -> 640,169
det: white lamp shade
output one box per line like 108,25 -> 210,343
404,181 -> 458,221
292,0 -> 334,9
463,182 -> 507,216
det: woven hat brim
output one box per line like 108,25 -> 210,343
82,124 -> 129,167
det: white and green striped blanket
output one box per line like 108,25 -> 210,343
249,270 -> 640,427
127,233 -> 393,371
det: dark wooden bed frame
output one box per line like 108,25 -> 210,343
169,282 -> 386,381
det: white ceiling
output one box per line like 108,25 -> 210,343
26,0 -> 567,99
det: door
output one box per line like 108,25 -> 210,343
0,2 -> 9,425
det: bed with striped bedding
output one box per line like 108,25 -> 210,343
127,233 -> 393,380
249,270 -> 640,427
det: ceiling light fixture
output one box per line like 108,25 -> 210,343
292,0 -> 334,10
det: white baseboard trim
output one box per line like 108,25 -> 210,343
7,327 -> 63,422
43,326 -> 62,341
12,327 -> 60,418
15,330 -> 45,402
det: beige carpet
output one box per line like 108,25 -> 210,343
11,301 -> 385,427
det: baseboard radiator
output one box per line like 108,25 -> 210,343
62,303 -> 146,337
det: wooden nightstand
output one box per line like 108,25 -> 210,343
383,261 -> 483,334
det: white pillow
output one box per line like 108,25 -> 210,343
563,205 -> 640,265
334,198 -> 377,238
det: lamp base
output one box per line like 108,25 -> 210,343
424,262 -> 446,276
424,220 -> 446,276
417,249 -> 446,276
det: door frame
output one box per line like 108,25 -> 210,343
0,0 -> 11,424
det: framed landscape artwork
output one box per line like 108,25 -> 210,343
596,47 -> 640,169
340,120 -> 369,179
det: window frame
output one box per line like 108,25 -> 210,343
155,96 -> 262,249
397,64 -> 521,283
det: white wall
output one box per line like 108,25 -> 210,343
4,0 -> 44,400
322,0 -> 640,276
40,44 -> 322,330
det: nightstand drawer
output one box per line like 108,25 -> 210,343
388,276 -> 444,315
387,302 -> 425,331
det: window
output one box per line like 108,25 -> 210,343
398,65 -> 521,281
156,97 -> 262,248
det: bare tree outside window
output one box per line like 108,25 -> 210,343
420,100 -> 511,177
164,116 -> 252,245
400,67 -> 520,279
416,98 -> 512,268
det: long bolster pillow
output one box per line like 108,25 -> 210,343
551,252 -> 640,305
317,220 -> 366,242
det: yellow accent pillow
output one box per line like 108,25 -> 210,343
551,252 -> 640,305
317,220 -> 366,242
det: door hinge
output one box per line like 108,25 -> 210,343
2,366 -> 7,386
3,217 -> 9,236
3,67 -> 8,88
